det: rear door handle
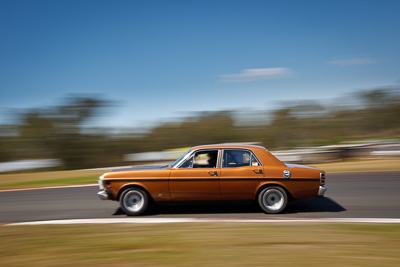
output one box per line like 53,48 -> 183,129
253,169 -> 263,174
208,171 -> 218,176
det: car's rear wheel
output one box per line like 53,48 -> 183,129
258,186 -> 288,214
120,188 -> 148,216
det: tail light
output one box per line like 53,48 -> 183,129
320,173 -> 326,185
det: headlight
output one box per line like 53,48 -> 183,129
98,175 -> 105,190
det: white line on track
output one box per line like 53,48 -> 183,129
0,184 -> 97,192
5,218 -> 400,226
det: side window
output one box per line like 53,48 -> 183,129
180,150 -> 218,168
223,150 -> 260,167
223,150 -> 250,168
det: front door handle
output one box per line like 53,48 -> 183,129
208,171 -> 218,176
253,169 -> 263,174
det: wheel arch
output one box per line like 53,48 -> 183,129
117,183 -> 153,202
255,182 -> 293,201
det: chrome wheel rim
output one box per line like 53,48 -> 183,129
262,189 -> 284,211
123,190 -> 145,212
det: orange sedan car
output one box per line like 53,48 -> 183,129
97,144 -> 327,215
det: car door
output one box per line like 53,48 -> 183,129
220,149 -> 264,200
169,149 -> 221,201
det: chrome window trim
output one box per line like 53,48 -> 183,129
217,149 -> 221,168
176,149 -> 221,169
221,148 -> 263,168
170,149 -> 193,168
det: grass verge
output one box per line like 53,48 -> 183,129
0,169 -> 105,190
1,223 -> 400,266
1,175 -> 99,189
311,158 -> 400,172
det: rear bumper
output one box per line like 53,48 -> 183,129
318,186 -> 327,197
97,190 -> 109,200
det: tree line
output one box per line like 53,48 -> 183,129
0,88 -> 399,170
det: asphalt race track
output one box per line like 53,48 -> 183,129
1,171 -> 400,223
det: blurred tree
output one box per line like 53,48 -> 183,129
268,108 -> 298,148
359,88 -> 400,132
0,140 -> 11,162
18,97 -> 109,169
141,111 -> 237,151
0,125 -> 18,162
1,87 -> 399,169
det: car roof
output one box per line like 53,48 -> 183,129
191,144 -> 267,150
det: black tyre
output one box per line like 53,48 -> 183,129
120,188 -> 149,216
258,186 -> 288,214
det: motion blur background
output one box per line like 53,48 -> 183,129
1,0 -> 399,171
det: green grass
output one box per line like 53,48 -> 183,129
0,169 -> 105,190
312,158 -> 400,172
0,175 -> 99,189
1,223 -> 400,266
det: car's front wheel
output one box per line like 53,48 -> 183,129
258,186 -> 288,214
120,188 -> 148,216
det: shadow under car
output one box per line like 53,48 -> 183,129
113,197 -> 346,216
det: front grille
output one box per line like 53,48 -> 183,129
320,173 -> 326,185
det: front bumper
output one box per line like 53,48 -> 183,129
318,186 -> 327,197
97,190 -> 108,200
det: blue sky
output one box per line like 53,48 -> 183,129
1,0 -> 399,128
